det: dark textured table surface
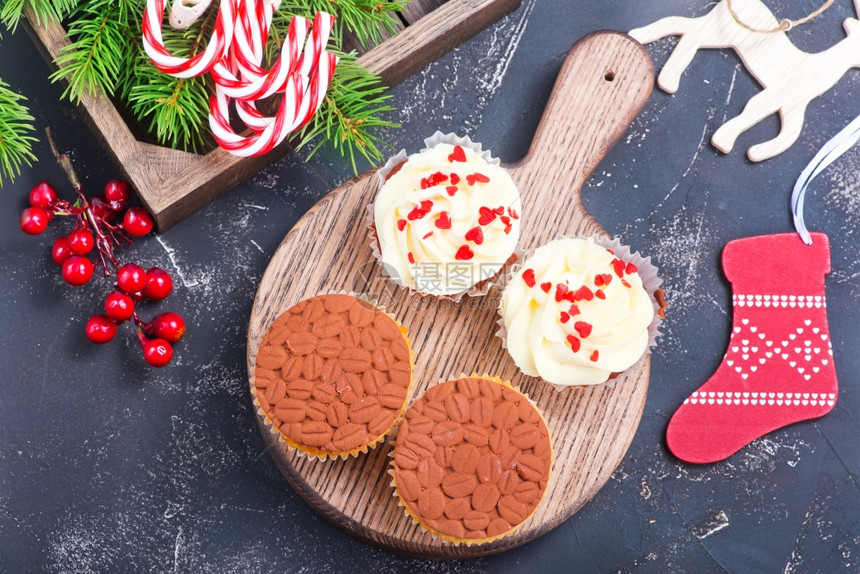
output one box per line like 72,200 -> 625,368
2,1 -> 860,572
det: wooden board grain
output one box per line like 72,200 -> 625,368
247,31 -> 654,558
23,0 -> 519,231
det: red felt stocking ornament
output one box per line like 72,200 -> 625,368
666,232 -> 837,463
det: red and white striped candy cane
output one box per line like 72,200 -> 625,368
142,0 -> 237,78
208,12 -> 337,156
143,0 -> 337,157
211,13 -> 310,101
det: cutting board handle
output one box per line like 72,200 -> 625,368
509,31 -> 653,226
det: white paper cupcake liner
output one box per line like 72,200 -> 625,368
496,234 -> 664,392
366,132 -> 518,301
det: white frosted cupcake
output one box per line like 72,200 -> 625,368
371,133 -> 521,298
499,236 -> 663,388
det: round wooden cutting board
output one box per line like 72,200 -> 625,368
247,31 -> 654,558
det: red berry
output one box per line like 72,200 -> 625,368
85,314 -> 117,344
142,337 -> 173,367
62,256 -> 94,286
116,263 -> 146,294
68,228 -> 95,255
105,290 -> 135,322
104,179 -> 131,211
19,207 -> 50,235
123,207 -> 154,237
29,181 -> 57,208
150,312 -> 186,343
51,237 -> 72,265
142,267 -> 173,300
89,195 -> 117,223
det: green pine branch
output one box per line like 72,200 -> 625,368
0,0 -> 78,33
273,0 -> 406,49
297,50 -> 397,172
127,57 -> 213,152
49,0 -> 139,102
0,78 -> 37,186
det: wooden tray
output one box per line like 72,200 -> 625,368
247,31 -> 654,558
23,0 -> 519,230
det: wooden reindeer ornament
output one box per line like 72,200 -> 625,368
629,0 -> 860,162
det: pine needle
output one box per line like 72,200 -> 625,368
0,78 -> 37,186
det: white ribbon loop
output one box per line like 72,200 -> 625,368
792,113 -> 860,245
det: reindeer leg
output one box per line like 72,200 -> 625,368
629,16 -> 694,44
629,16 -> 697,94
746,106 -> 806,162
711,90 -> 780,155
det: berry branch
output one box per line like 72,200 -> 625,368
19,128 -> 186,367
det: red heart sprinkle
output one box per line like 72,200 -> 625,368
397,219 -> 407,231
407,206 -> 425,220
466,173 -> 490,185
522,268 -> 536,287
455,245 -> 474,260
569,304 -> 580,316
574,286 -> 594,301
500,215 -> 511,226
420,199 -> 433,212
422,173 -> 446,189
555,283 -> 569,302
574,321 -> 592,338
478,206 -> 496,225
508,207 -> 519,220
595,290 -> 606,300
504,223 -> 512,235
423,231 -> 434,240
446,186 -> 458,196
612,259 -> 626,277
622,279 -> 631,288
590,350 -> 599,362
559,312 -> 571,324
450,173 -> 460,185
626,262 -> 638,274
494,206 -> 505,215
435,211 -> 452,229
567,335 -> 581,353
465,226 -> 484,245
408,252 -> 415,264
540,282 -> 552,293
448,145 -> 466,163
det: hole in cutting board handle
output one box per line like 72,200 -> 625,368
604,70 -> 616,82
